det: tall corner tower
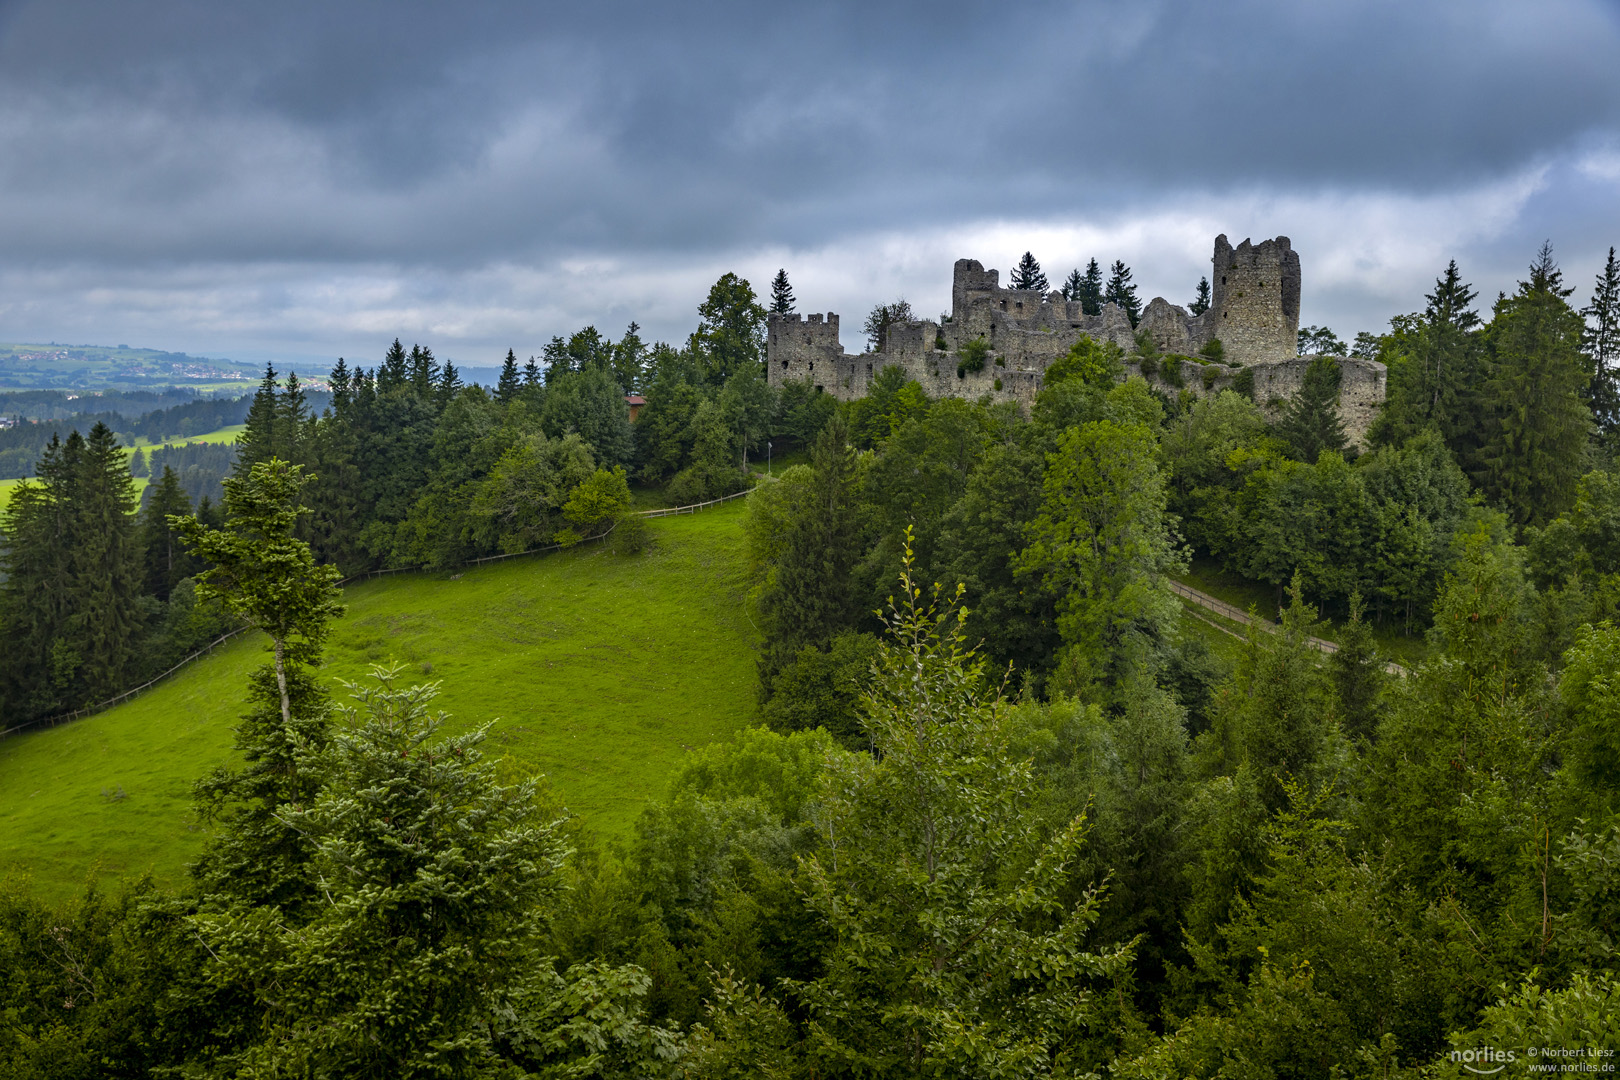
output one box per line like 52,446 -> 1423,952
1209,235 -> 1301,364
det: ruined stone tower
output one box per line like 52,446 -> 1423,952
764,231 -> 1384,443
1209,234 -> 1300,365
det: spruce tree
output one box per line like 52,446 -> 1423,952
65,422 -> 142,701
275,370 -> 309,466
1011,251 -> 1048,293
770,269 -> 795,315
408,345 -> 440,399
613,321 -> 645,393
1062,268 -> 1084,302
1476,243 -> 1590,527
497,348 -> 522,404
140,465 -> 194,602
761,413 -> 860,679
1581,245 -> 1620,441
129,445 -> 148,478
329,356 -> 353,413
1079,258 -> 1104,316
522,354 -> 541,387
1105,260 -> 1142,327
437,358 -> 462,408
1190,276 -> 1211,316
378,338 -> 409,392
236,363 -> 280,474
1277,355 -> 1349,463
1331,591 -> 1384,740
0,436 -> 75,717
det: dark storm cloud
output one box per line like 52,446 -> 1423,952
0,0 -> 1616,355
2,0 -> 1616,262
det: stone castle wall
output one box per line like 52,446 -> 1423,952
766,233 -> 1385,444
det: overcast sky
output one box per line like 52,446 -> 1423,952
1,0 -> 1617,370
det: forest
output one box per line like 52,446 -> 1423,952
0,244 -> 1618,1075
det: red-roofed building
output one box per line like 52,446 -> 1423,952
626,394 -> 647,422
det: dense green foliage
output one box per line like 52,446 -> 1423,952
5,243 -> 1620,1074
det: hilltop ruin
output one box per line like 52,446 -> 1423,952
766,234 -> 1386,442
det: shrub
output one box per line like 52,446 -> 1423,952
1202,364 -> 1220,389
609,512 -> 651,555
1136,352 -> 1160,378
1161,355 -> 1184,387
958,336 -> 991,374
1232,367 -> 1256,400
1199,337 -> 1225,363
993,377 -> 1003,391
935,331 -> 948,350
994,355 -> 1005,367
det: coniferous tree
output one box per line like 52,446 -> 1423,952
760,414 -> 860,678
1105,260 -> 1142,327
613,322 -> 646,393
1276,355 -> 1349,463
236,363 -> 280,473
1062,267 -> 1084,302
522,354 -> 541,388
1010,251 -> 1048,292
0,435 -> 75,716
275,370 -> 309,466
129,445 -> 148,478
65,422 -> 142,701
436,358 -> 462,408
329,357 -> 353,413
1369,259 -> 1484,453
1475,244 -> 1590,527
1581,245 -> 1620,441
377,338 -> 409,393
1190,276 -> 1212,316
769,269 -> 795,315
408,345 -> 439,400
140,465 -> 194,601
1079,258 -> 1104,316
497,348 -> 522,404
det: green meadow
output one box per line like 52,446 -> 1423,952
0,501 -> 758,904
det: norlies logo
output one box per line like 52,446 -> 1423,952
1454,1048 -> 1519,1075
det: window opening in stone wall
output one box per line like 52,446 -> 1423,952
782,361 -> 788,370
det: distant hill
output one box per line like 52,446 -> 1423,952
0,342 -> 260,390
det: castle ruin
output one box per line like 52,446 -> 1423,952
766,234 -> 1386,442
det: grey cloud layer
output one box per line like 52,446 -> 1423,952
0,0 -> 1617,356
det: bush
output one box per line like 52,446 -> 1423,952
958,336 -> 990,374
1137,352 -> 1160,378
666,462 -> 746,507
1161,355 -> 1184,387
760,633 -> 882,750
993,377 -> 1003,391
935,332 -> 948,350
1199,336 -> 1225,363
1202,364 -> 1220,389
609,512 -> 651,555
1232,367 -> 1256,400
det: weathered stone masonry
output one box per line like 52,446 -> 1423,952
766,233 -> 1386,443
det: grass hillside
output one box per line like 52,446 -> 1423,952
0,501 -> 758,904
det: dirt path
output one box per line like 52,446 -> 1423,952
1168,579 -> 1407,676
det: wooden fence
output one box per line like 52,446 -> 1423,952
5,484 -> 762,739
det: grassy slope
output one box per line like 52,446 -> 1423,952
1174,555 -> 1431,668
0,501 -> 758,904
133,423 -> 245,449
